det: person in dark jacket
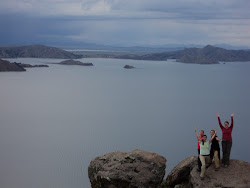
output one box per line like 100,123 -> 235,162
210,130 -> 221,171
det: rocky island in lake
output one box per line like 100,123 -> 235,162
124,65 -> 135,69
17,63 -> 49,68
57,59 -> 94,66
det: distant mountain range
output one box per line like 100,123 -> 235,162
0,45 -> 82,59
116,45 -> 250,64
0,44 -> 250,64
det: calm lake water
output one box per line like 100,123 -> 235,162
0,58 -> 250,188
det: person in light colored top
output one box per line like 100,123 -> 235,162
194,128 -> 204,172
198,132 -> 216,180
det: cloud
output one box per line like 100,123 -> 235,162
1,0 -> 249,19
81,0 -> 112,14
0,0 -> 250,47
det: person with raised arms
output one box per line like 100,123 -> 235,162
194,128 -> 204,172
195,131 -> 216,180
216,113 -> 235,167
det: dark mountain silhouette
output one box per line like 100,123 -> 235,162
0,59 -> 26,72
0,45 -> 82,59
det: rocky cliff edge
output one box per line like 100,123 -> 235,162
88,150 -> 250,188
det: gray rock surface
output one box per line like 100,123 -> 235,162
166,156 -> 197,187
165,157 -> 250,188
190,159 -> 250,188
88,149 -> 166,188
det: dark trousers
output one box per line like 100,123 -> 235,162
222,140 -> 232,165
198,149 -> 201,170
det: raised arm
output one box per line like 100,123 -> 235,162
216,113 -> 223,129
230,113 -> 235,130
209,130 -> 217,143
195,127 -> 200,141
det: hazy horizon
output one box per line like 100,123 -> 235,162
1,43 -> 250,51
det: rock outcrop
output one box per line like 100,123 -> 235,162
165,156 -> 197,187
88,150 -> 250,188
165,157 -> 250,188
123,65 -> 135,69
88,149 -> 166,188
0,59 -> 26,72
57,59 -> 93,66
190,159 -> 250,188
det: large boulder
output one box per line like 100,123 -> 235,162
190,159 -> 250,188
88,149 -> 166,188
165,156 -> 197,187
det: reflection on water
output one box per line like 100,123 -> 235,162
0,58 -> 249,188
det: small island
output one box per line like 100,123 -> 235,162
57,59 -> 94,66
124,65 -> 135,69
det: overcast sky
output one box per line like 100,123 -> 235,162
0,0 -> 250,47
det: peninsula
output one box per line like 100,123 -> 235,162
0,59 -> 26,72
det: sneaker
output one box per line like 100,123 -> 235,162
200,177 -> 205,180
215,168 -> 219,171
224,165 -> 228,168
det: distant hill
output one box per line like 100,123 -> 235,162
0,59 -> 26,72
117,45 -> 250,64
0,45 -> 82,59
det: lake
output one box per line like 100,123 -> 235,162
0,58 -> 249,188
